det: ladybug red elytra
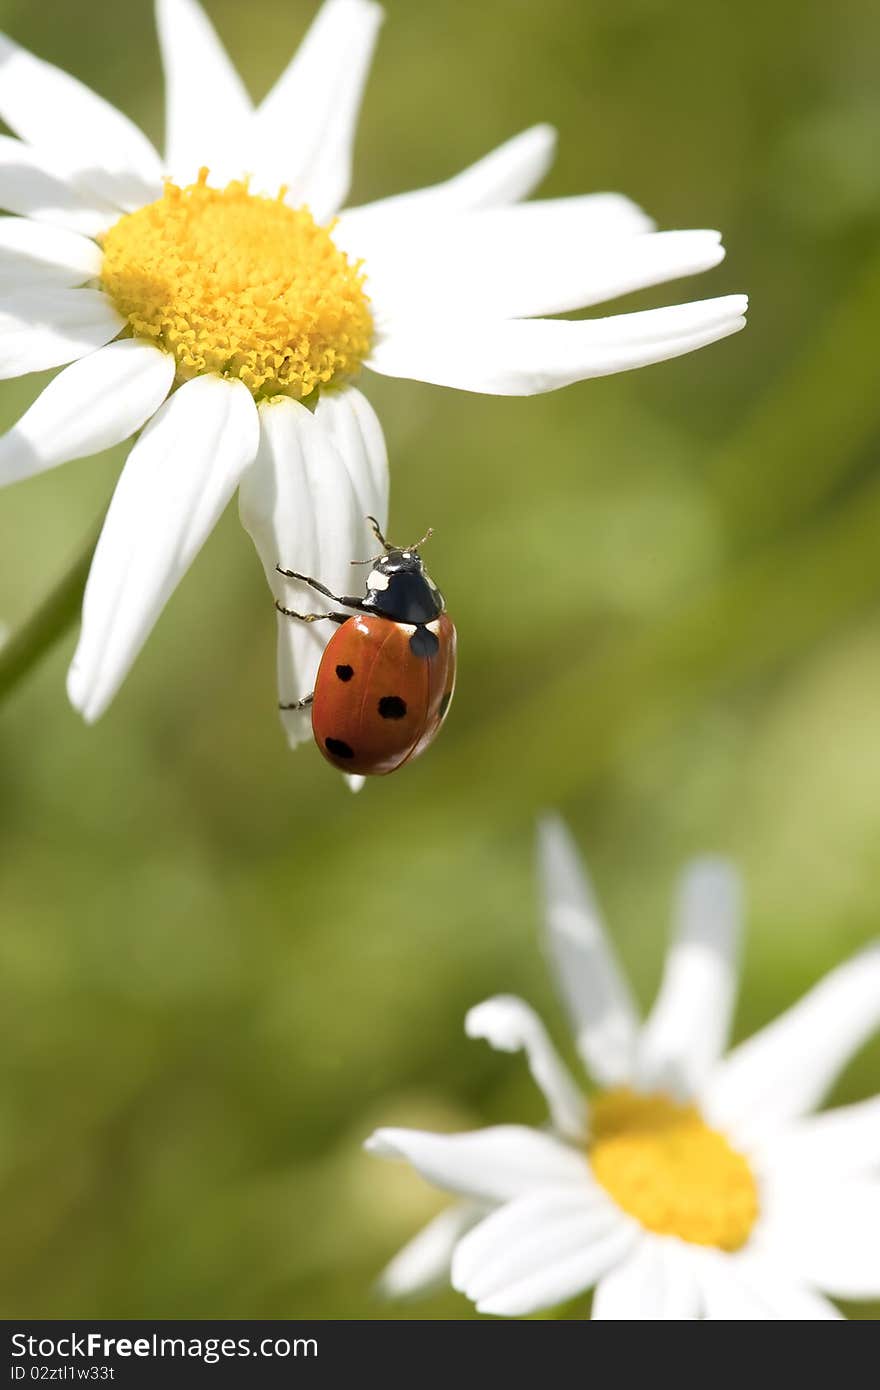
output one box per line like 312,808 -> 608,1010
275,517 -> 456,776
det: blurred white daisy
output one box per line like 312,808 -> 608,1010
367,818 -> 880,1319
0,0 -> 747,734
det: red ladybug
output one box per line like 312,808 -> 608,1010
275,517 -> 456,775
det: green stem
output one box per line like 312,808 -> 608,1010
0,519 -> 101,705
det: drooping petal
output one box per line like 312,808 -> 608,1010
0,217 -> 102,289
156,0 -> 253,186
338,125 -> 560,239
758,1179 -> 880,1300
0,288 -> 124,379
67,376 -> 259,722
451,1186 -> 638,1317
635,858 -> 742,1098
249,0 -> 383,221
238,395 -> 387,750
758,1096 -> 880,1182
591,1238 -> 701,1320
366,295 -> 748,396
0,135 -> 119,237
376,1203 -> 480,1300
0,31 -> 162,191
464,996 -> 586,1141
313,385 -> 389,530
0,340 -> 174,487
361,224 -> 723,323
365,1125 -> 589,1205
704,943 -> 880,1144
536,815 -> 639,1087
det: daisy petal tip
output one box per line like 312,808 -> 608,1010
682,855 -> 742,906
65,662 -> 101,726
530,121 -> 558,151
536,809 -> 572,861
510,122 -> 557,188
345,773 -> 366,794
699,231 -> 726,270
363,1128 -> 399,1158
464,996 -> 524,1050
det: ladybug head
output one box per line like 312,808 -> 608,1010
378,546 -> 425,576
360,517 -> 444,624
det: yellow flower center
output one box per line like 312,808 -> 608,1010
589,1088 -> 758,1251
100,171 -> 372,400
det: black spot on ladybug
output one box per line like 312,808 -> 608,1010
378,695 -> 407,720
438,690 -> 452,719
335,664 -> 354,682
409,626 -> 440,658
325,737 -> 355,759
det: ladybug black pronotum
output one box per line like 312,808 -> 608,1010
275,518 -> 456,775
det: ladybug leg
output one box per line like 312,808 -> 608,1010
279,692 -> 314,711
275,566 -> 340,601
275,566 -> 369,613
274,601 -> 348,624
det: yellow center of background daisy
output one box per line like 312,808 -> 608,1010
100,171 -> 373,400
589,1088 -> 758,1251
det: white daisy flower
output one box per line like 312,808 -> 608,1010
367,817 -> 880,1319
0,0 -> 747,735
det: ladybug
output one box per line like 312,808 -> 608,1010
275,517 -> 456,776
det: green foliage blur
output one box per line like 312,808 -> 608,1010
1,0 -> 879,1320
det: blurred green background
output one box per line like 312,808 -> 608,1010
1,0 -> 879,1319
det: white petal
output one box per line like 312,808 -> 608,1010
451,1187 -> 637,1317
0,135 -> 119,236
0,217 -> 102,288
704,943 -> 880,1144
249,0 -> 383,221
238,396 -> 386,750
759,1097 -> 880,1182
313,385 -> 389,531
365,1124 -> 590,1204
728,1254 -> 843,1320
367,295 -> 748,396
0,340 -> 174,487
465,996 -> 586,1141
536,815 -> 639,1087
758,1179 -> 880,1300
635,858 -> 742,1098
363,225 -> 723,323
156,0 -> 253,186
696,1250 -> 774,1320
339,125 -> 560,237
0,31 -> 162,189
67,376 -> 259,722
592,1238 -> 701,1320
336,188 -> 652,274
376,1203 -> 480,1300
0,288 -> 124,379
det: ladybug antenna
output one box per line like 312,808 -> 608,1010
350,515 -> 393,565
351,516 -> 434,564
367,515 -> 392,552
